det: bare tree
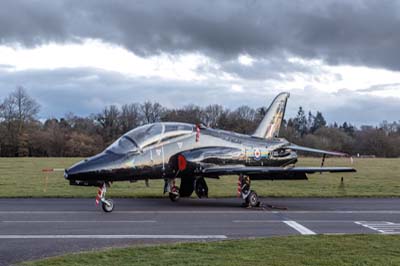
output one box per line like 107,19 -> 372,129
201,104 -> 224,127
120,103 -> 141,132
1,87 -> 40,122
65,112 -> 99,135
235,106 -> 256,121
162,105 -> 202,124
42,119 -> 67,156
223,105 -> 257,134
0,86 -> 40,156
140,101 -> 164,123
96,105 -> 121,144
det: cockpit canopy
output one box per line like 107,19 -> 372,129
106,122 -> 194,154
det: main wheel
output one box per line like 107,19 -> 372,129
179,177 -> 195,197
101,199 -> 114,212
169,186 -> 180,202
245,190 -> 259,207
195,178 -> 208,198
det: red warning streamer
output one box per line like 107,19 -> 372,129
41,168 -> 64,172
237,176 -> 242,197
195,124 -> 200,142
95,186 -> 103,205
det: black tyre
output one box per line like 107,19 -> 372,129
195,178 -> 208,198
179,177 -> 195,197
101,199 -> 114,212
245,190 -> 259,207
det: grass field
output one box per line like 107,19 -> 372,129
0,157 -> 399,198
21,235 -> 400,266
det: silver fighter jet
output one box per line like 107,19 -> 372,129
64,92 -> 355,212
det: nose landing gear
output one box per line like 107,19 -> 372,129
96,183 -> 114,212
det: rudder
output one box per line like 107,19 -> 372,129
253,92 -> 290,139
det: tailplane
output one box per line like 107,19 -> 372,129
253,92 -> 290,139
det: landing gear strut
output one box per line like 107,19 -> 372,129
165,178 -> 180,202
238,174 -> 260,208
96,183 -> 114,212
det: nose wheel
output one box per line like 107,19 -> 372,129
101,199 -> 114,212
96,183 -> 114,212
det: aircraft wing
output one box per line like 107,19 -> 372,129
202,166 -> 356,175
286,144 -> 348,157
202,165 -> 355,180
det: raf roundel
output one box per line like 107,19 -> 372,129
253,148 -> 261,160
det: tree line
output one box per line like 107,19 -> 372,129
1,87 -> 399,157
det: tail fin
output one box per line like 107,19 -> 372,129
253,92 -> 290,139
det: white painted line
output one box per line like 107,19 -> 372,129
0,234 -> 228,239
355,221 -> 400,234
355,221 -> 386,233
232,220 -> 282,223
0,211 -> 249,214
1,220 -> 156,223
233,220 -> 354,223
278,211 -> 400,214
283,220 -> 316,235
1,210 -> 400,214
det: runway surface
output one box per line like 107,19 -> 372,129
1,197 -> 400,265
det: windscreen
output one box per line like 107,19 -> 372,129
126,123 -> 163,147
106,136 -> 138,154
164,123 -> 193,133
106,123 -> 192,154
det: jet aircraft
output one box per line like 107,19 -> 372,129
64,92 -> 356,212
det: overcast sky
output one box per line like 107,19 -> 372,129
1,0 -> 400,125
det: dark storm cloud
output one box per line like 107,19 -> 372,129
219,56 -> 329,81
1,0 -> 400,70
0,68 -> 256,118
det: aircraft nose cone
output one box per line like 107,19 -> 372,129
66,152 -> 124,180
65,159 -> 90,179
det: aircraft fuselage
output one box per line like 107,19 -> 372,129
65,125 -> 297,186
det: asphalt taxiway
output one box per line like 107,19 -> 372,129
1,197 -> 399,265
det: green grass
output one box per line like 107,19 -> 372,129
21,235 -> 400,266
0,157 -> 399,198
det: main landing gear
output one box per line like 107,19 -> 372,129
96,182 -> 114,212
238,174 -> 260,208
165,177 -> 209,202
